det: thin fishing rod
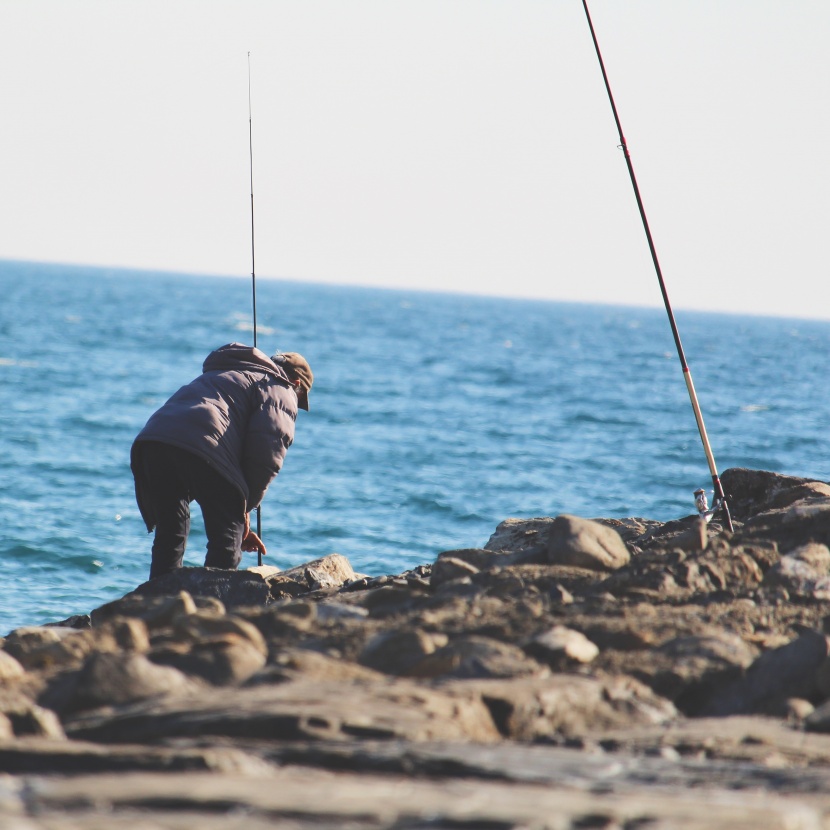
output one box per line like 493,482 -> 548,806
248,51 -> 263,563
248,52 -> 258,352
581,0 -> 733,531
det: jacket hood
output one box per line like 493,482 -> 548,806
203,343 -> 289,382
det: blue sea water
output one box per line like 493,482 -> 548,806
1,259 -> 828,633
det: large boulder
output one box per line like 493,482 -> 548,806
721,468 -> 830,521
546,515 -> 631,571
406,636 -> 547,681
700,630 -> 830,717
358,629 -> 449,676
483,515 -> 630,571
452,674 -> 676,740
762,543 -> 830,600
46,651 -> 202,717
130,570 -> 273,609
741,500 -> 830,554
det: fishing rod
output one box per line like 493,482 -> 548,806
580,0 -> 733,532
248,51 -> 264,565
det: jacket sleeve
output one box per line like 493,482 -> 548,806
242,378 -> 296,510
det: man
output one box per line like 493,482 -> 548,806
131,342 -> 313,579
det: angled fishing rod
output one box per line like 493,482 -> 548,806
580,0 -> 733,531
248,51 -> 264,564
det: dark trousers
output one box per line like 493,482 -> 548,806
137,442 -> 245,579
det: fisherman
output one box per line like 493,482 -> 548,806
130,343 -> 313,580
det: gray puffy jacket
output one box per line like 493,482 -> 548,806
131,343 -> 297,528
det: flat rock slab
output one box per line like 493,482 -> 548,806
120,555 -> 357,613
593,715 -> 830,771
13,764 -> 830,829
0,736 -> 270,775
64,679 -> 501,744
256,732 -> 830,795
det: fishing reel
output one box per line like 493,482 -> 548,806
693,488 -> 722,523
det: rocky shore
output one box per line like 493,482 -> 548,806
4,468 -> 830,828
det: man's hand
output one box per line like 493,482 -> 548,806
241,529 -> 267,556
242,512 -> 266,556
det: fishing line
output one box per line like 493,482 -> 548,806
580,0 -> 733,531
248,51 -> 264,564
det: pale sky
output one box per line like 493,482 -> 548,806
2,1 -> 828,319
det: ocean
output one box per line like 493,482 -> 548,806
1,259 -> 828,633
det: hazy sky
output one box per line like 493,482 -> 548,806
2,1 -> 828,319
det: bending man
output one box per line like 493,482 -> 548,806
131,343 -> 313,579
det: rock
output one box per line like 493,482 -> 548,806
646,631 -> 759,712
430,555 -> 481,587
620,515 -> 707,552
54,651 -> 201,716
595,517 -> 663,545
672,518 -> 709,552
102,617 -> 152,652
267,553 -> 356,597
546,515 -> 630,571
247,565 -> 282,578
763,543 -> 830,599
248,648 -> 385,685
524,625 -> 600,667
91,590 -> 200,629
7,704 -> 65,739
0,738 -> 273,775
3,626 -> 76,668
10,470 -> 830,828
314,601 -> 369,623
741,499 -> 830,553
454,674 -> 676,740
358,629 -> 448,675
601,542 -> 764,599
171,611 -> 268,656
0,690 -> 66,739
721,467 -> 830,521
488,512 -> 629,573
15,759 -> 830,830
785,542 -> 830,570
702,630 -> 830,716
362,584 -> 420,618
0,650 -> 25,681
45,613 -> 92,629
64,679 -> 502,744
484,517 -> 555,560
146,610 -> 269,687
132,570 -> 272,610
1,622 -> 151,674
435,547 -> 517,571
149,638 -> 267,686
407,636 -> 547,680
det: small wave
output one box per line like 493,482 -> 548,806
64,414 -> 125,432
0,357 -> 38,367
2,543 -> 42,560
405,494 -> 481,520
741,404 -> 770,413
2,543 -> 106,573
306,525 -> 350,540
233,321 -> 276,336
568,411 -> 638,427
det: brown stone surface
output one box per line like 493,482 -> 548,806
4,468 -> 830,827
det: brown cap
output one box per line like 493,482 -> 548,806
272,352 -> 313,411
